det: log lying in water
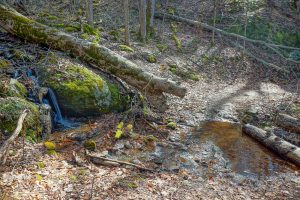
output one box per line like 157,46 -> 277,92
0,4 -> 186,98
276,113 -> 300,133
243,124 -> 300,167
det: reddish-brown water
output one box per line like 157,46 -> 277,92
199,121 -> 299,176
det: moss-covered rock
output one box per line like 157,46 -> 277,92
166,122 -> 177,130
147,54 -> 157,63
0,78 -> 27,98
0,97 -> 42,137
44,141 -> 56,150
83,139 -> 96,151
38,60 -> 129,117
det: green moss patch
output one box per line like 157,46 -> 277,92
83,139 -> 96,151
0,97 -> 41,138
12,49 -> 34,62
156,43 -> 167,53
0,78 -> 27,98
168,64 -> 199,81
147,54 -> 157,63
64,24 -> 81,32
0,58 -> 11,68
166,122 -> 177,130
172,34 -> 182,49
119,45 -> 134,53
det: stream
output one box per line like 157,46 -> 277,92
196,121 -> 298,177
109,121 -> 298,179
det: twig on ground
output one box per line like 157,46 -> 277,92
0,109 -> 29,165
86,150 -> 154,171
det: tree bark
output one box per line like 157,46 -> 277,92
86,0 -> 94,27
0,109 -> 29,165
149,0 -> 155,28
146,0 -> 155,35
139,0 -> 147,42
243,124 -> 300,167
276,113 -> 300,133
0,4 -> 186,97
124,0 -> 130,45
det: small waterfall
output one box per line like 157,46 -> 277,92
26,68 -> 76,129
47,88 -> 63,123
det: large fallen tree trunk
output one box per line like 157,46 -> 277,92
155,12 -> 300,72
243,124 -> 300,167
155,12 -> 300,51
276,113 -> 300,133
0,4 -> 186,98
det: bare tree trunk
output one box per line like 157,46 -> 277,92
149,0 -> 155,28
243,0 -> 248,52
212,0 -> 217,44
139,0 -> 147,42
86,0 -> 94,27
146,0 -> 155,35
0,4 -> 186,97
297,0 -> 300,18
124,0 -> 130,45
158,0 -> 169,41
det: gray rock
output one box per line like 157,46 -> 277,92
132,159 -> 142,165
68,132 -> 87,141
39,104 -> 52,139
113,141 -> 125,150
124,141 -> 133,149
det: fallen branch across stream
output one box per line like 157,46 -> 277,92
0,109 -> 29,165
243,124 -> 300,167
0,4 -> 186,98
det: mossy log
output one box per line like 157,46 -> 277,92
276,113 -> 300,133
0,4 -> 186,98
243,124 -> 300,167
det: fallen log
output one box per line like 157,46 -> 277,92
271,127 -> 300,146
0,4 -> 186,98
243,124 -> 300,167
155,12 -> 300,51
276,113 -> 300,133
0,109 -> 29,165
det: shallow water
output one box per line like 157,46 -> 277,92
198,121 -> 298,176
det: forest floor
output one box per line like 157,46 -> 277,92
1,0 -> 300,199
